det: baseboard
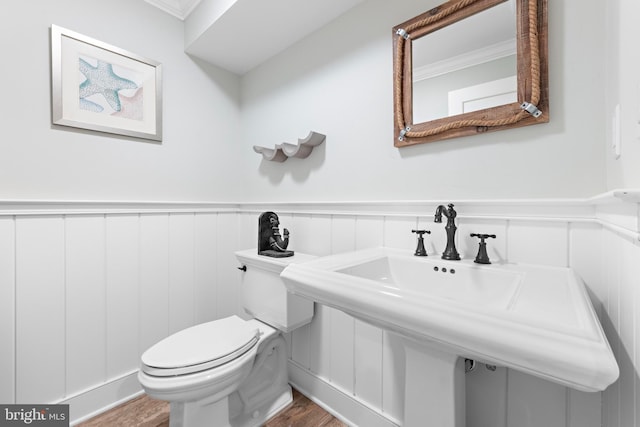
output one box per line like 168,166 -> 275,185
287,360 -> 400,427
62,370 -> 143,425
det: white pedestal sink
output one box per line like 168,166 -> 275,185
403,339 -> 465,426
280,247 -> 618,427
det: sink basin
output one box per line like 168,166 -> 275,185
337,254 -> 523,310
280,247 -> 618,393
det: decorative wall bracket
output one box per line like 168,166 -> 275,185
253,131 -> 325,162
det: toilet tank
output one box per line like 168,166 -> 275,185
235,249 -> 316,332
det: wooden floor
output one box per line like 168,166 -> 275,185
77,388 -> 346,427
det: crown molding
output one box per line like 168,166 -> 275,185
145,0 -> 202,20
414,39 -> 516,82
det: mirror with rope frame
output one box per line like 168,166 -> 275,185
392,0 -> 548,147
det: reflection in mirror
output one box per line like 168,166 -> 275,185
393,0 -> 548,147
412,1 -> 517,123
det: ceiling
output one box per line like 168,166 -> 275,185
144,0 -> 365,75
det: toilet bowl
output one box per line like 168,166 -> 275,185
138,249 -> 316,427
139,316 -> 291,427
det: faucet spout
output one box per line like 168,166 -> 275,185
434,203 -> 461,260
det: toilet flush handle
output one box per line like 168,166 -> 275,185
237,265 -> 247,272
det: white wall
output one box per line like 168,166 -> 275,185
0,0 -> 241,202
240,0 -> 607,202
0,0 -> 613,202
604,0 -> 640,190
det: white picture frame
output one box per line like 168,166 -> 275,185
51,25 -> 162,141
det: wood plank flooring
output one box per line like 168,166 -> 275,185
77,394 -> 169,427
265,389 -> 346,427
77,388 -> 346,427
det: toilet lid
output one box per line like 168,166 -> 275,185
141,316 -> 259,377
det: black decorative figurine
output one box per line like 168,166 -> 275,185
434,203 -> 461,260
258,212 -> 294,258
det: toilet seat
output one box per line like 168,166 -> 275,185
141,316 -> 259,377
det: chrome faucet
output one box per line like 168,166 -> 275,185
434,203 -> 461,260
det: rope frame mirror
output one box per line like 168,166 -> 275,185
393,0 -> 548,147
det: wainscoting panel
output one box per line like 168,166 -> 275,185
307,214 -> 332,257
355,216 -> 384,250
105,215 -> 140,380
602,228 -> 622,427
354,319 -> 383,408
139,214 -> 170,357
1,208 -> 244,423
194,213 -> 218,324
168,213 -> 196,335
236,212 -> 258,255
65,215 -> 107,396
331,215 -> 357,255
600,225 -> 640,427
569,222 -> 605,314
507,220 -> 569,267
382,216 -> 416,254
15,216 -> 66,404
0,217 -> 16,404
215,213 -> 240,319
2,196 -> 637,427
617,235 -> 636,427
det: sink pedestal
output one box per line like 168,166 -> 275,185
402,338 -> 465,427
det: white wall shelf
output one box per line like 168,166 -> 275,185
253,131 -> 325,163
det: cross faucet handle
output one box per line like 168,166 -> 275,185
470,233 -> 497,264
411,229 -> 431,256
470,233 -> 496,242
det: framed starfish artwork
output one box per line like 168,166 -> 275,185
51,25 -> 162,141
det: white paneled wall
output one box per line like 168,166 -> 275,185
0,209 -> 240,424
0,217 -> 16,405
16,216 -> 66,403
601,227 -> 640,427
1,198 -> 638,427
105,215 -> 140,379
66,216 -> 107,396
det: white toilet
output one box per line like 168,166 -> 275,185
138,249 -> 315,427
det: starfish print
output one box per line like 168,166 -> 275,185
112,87 -> 144,121
79,98 -> 104,113
79,58 -> 138,112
